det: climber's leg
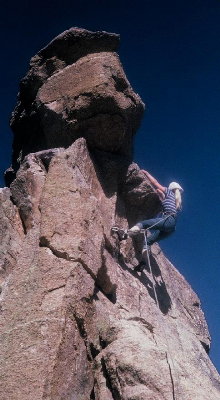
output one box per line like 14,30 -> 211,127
128,217 -> 163,238
135,229 -> 160,272
139,217 -> 165,231
145,228 -> 161,247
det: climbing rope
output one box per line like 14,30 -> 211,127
143,229 -> 159,307
111,213 -> 174,240
111,219 -> 180,398
112,214 -> 180,397
142,227 -> 180,400
141,213 -> 172,230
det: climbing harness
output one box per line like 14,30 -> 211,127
142,212 -> 176,230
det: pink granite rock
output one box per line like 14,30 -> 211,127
1,28 -> 220,400
10,28 -> 144,178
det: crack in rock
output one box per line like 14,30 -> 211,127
165,352 -> 177,400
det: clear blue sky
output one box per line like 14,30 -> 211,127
1,0 -> 220,372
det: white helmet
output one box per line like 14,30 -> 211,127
168,182 -> 183,192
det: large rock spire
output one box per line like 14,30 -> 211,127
9,28 -> 144,182
1,28 -> 220,400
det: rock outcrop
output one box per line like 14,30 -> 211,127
9,28 -> 144,183
1,28 -> 220,400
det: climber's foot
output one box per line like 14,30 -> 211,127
134,260 -> 146,272
111,227 -> 128,241
117,229 -> 128,241
142,247 -> 151,256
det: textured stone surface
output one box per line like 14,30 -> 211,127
1,138 -> 220,400
10,28 -> 144,173
0,188 -> 24,288
1,28 -> 220,400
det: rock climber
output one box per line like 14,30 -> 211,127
112,170 -> 183,271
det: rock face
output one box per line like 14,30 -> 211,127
9,28 -> 144,180
1,28 -> 220,400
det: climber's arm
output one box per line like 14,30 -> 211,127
141,170 -> 166,192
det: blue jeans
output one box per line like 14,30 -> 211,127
137,214 -> 176,249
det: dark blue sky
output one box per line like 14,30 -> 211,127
1,0 -> 220,372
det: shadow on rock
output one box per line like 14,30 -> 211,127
92,283 -> 117,305
118,252 -> 172,315
90,148 -> 130,199
144,254 -> 172,314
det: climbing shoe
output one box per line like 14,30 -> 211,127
111,227 -> 128,241
116,229 -> 128,241
142,246 -> 151,256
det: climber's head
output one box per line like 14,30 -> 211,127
168,182 -> 183,210
168,182 -> 183,192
